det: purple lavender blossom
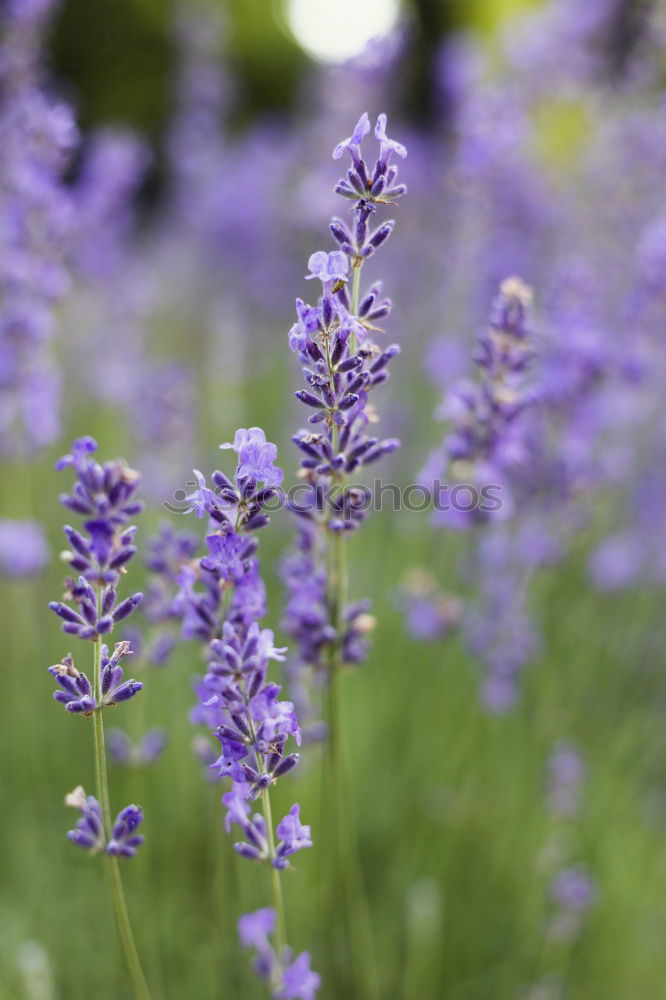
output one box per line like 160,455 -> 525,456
238,907 -> 276,951
49,439 -> 147,889
282,114 -> 406,739
49,438 -> 143,640
279,952 -> 321,1000
221,426 -> 283,486
106,805 -> 145,858
65,786 -> 105,852
0,0 -> 77,454
49,641 -> 142,713
433,277 -> 535,531
155,427 -> 318,993
238,909 -> 321,999
273,805 -> 313,870
65,786 -> 144,859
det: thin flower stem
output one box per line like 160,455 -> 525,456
244,688 -> 288,968
92,608 -> 151,1000
349,260 -> 362,356
323,259 -> 379,999
260,784 -> 288,960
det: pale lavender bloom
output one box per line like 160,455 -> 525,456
279,952 -> 321,1000
305,251 -> 349,290
551,867 -> 596,912
220,427 -> 283,487
374,112 -> 408,164
273,804 -> 313,869
238,907 -> 275,950
332,111 -> 370,161
0,518 -> 48,577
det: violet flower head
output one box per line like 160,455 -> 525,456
49,437 -> 144,641
66,785 -> 143,858
220,426 -> 284,488
279,952 -> 321,1000
65,786 -> 105,852
48,641 -> 142,713
238,909 -> 321,999
238,907 -> 276,951
438,276 -> 536,531
282,112 -> 407,739
273,804 -> 313,870
106,805 -> 145,858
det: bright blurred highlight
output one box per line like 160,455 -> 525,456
286,0 -> 400,63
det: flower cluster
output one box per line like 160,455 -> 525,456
282,113 -> 406,730
239,909 -> 321,1000
146,427 -> 318,995
48,437 -> 146,860
432,276 -> 536,529
49,642 -> 142,714
49,437 -> 144,639
65,786 -> 144,858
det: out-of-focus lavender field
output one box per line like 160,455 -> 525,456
2,1 -> 666,998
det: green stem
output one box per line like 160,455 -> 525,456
349,260 -> 362,356
321,258 -> 379,997
244,695 -> 288,971
92,621 -> 151,1000
260,785 -> 287,960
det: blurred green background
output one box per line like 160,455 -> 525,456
2,1 -> 666,999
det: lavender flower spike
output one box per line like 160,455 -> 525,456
150,428 -> 319,995
281,111 -> 406,995
49,439 -> 151,998
238,908 -> 321,1000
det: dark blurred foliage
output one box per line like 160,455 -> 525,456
50,0 -> 655,146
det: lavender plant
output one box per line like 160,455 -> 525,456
283,111 -> 405,734
0,0 -> 77,454
156,427 -> 320,997
48,437 -> 150,1000
280,111 -> 406,995
417,277 -> 541,709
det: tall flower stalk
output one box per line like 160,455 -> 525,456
156,427 -> 320,997
48,437 -> 150,1000
283,112 -> 406,992
0,0 -> 78,454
